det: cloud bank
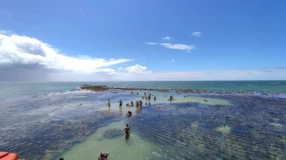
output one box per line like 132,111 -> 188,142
0,32 -> 285,81
0,33 -> 131,73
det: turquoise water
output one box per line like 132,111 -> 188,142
1,82 -> 286,160
1,81 -> 286,98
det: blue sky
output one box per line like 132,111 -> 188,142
0,0 -> 285,81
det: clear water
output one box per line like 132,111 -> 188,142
0,82 -> 286,160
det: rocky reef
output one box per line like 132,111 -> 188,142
80,85 -> 285,97
1,111 -> 120,160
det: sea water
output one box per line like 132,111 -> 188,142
0,82 -> 286,160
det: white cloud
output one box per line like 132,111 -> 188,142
124,64 -> 151,74
1,32 -> 285,81
162,36 -> 171,40
0,33 -> 132,74
192,32 -> 202,37
145,42 -> 157,45
171,59 -> 175,63
160,43 -> 194,52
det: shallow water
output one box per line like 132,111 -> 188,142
1,88 -> 286,160
60,121 -> 157,160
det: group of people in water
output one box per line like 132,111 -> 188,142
99,92 -> 176,160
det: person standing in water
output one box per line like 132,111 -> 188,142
119,100 -> 123,107
127,111 -> 132,117
124,124 -> 131,138
108,99 -> 111,107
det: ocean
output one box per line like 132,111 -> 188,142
1,81 -> 286,98
0,81 -> 286,160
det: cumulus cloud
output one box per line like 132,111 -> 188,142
145,42 -> 157,45
192,32 -> 202,37
124,64 -> 151,74
162,36 -> 171,40
160,43 -> 195,52
0,33 -> 132,75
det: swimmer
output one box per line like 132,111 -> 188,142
98,152 -> 109,160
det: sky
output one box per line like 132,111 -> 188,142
0,0 -> 285,81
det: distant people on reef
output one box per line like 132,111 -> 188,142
131,101 -> 134,106
154,96 -> 156,101
136,101 -> 139,107
204,99 -> 208,102
119,100 -> 123,107
98,152 -> 109,160
139,100 -> 143,107
127,111 -> 132,117
124,124 -> 131,139
108,99 -> 111,107
148,94 -> 151,100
